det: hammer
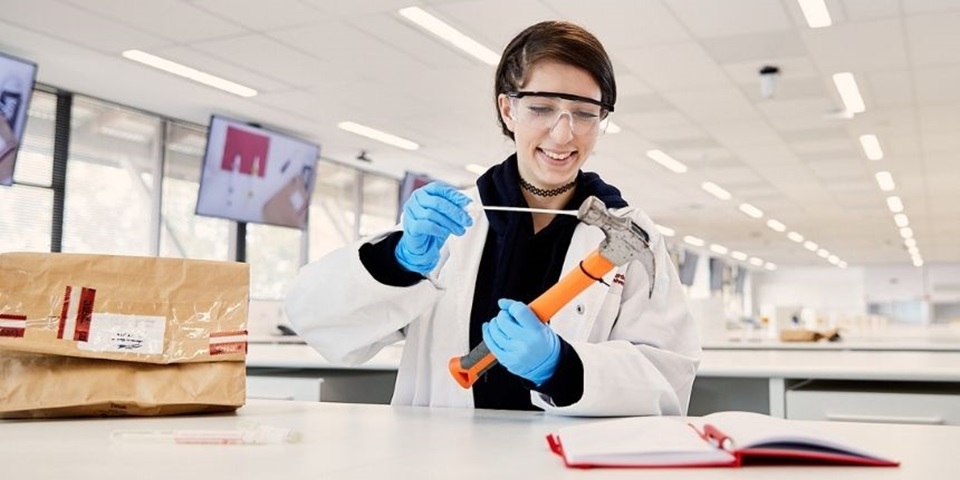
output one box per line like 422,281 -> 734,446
448,196 -> 657,389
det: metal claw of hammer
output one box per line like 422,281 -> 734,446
576,196 -> 657,298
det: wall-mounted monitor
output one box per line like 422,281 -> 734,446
0,51 -> 38,187
678,250 -> 699,287
397,171 -> 433,222
196,115 -> 320,229
709,257 -> 726,292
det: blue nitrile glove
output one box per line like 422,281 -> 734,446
395,181 -> 473,275
482,298 -> 561,386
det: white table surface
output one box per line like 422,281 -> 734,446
247,343 -> 960,382
247,342 -> 403,371
2,400 -> 957,479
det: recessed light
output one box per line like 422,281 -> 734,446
683,235 -> 705,247
337,121 -> 419,150
701,181 -> 731,200
875,171 -> 895,190
655,224 -> 675,237
646,150 -> 688,173
398,7 -> 500,66
860,135 -> 883,160
121,50 -> 257,97
709,244 -> 728,255
797,0 -> 832,28
833,72 -> 865,115
766,219 -> 786,232
465,164 -> 487,175
738,203 -> 763,219
886,196 -> 903,213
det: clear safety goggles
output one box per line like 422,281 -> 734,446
508,91 -> 614,136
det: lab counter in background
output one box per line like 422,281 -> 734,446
247,343 -> 960,425
246,342 -> 402,404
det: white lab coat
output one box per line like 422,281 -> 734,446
285,187 -> 701,417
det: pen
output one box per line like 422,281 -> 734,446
703,424 -> 735,451
110,425 -> 302,445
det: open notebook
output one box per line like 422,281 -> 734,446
547,411 -> 899,469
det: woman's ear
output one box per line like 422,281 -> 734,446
497,93 -> 515,133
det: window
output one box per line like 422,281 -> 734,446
308,160 -> 359,261
0,89 -> 55,253
160,121 -> 231,260
247,223 -> 302,300
359,172 -> 400,238
62,96 -> 161,255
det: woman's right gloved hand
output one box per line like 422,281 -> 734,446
395,181 -> 473,275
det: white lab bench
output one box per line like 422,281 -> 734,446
3,399 -> 958,479
246,341 -> 960,425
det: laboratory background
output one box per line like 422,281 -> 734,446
2,0 -> 960,476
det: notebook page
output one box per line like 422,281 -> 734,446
557,416 -> 734,466
695,411 -> 887,460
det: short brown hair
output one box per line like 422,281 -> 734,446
494,21 -> 616,139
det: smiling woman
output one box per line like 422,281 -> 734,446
285,20 -> 700,417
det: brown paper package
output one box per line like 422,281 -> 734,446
0,252 -> 249,417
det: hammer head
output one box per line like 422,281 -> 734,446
577,196 -> 657,297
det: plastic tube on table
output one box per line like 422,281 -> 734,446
111,424 -> 301,445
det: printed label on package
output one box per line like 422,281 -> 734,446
77,313 -> 166,355
57,285 -> 96,341
209,330 -> 248,355
0,313 -> 27,338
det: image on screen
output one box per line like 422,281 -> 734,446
709,257 -> 726,292
397,171 -> 433,222
678,250 -> 699,287
195,115 -> 320,229
0,51 -> 38,187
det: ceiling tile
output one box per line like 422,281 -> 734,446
864,71 -> 915,108
842,0 -> 901,21
616,43 -> 731,92
663,88 -> 760,123
906,12 -> 960,67
3,0 -> 168,53
192,0 -> 330,31
64,0 -> 245,44
914,66 -> 960,104
543,0 -> 691,47
705,121 -> 783,147
702,31 -> 806,64
666,0 -> 792,39
190,34 -> 335,89
801,19 -> 908,72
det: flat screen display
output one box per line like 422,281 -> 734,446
0,51 -> 38,186
397,171 -> 433,222
678,250 -> 698,287
196,115 -> 320,229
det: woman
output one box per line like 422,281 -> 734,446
285,21 -> 700,416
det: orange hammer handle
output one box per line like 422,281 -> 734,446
448,250 -> 616,389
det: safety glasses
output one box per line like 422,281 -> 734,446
508,91 -> 613,136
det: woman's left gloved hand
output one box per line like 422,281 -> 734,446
482,298 -> 560,386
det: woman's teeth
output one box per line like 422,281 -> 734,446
541,149 -> 574,160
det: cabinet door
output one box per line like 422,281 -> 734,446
787,389 -> 960,425
246,376 -> 323,401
